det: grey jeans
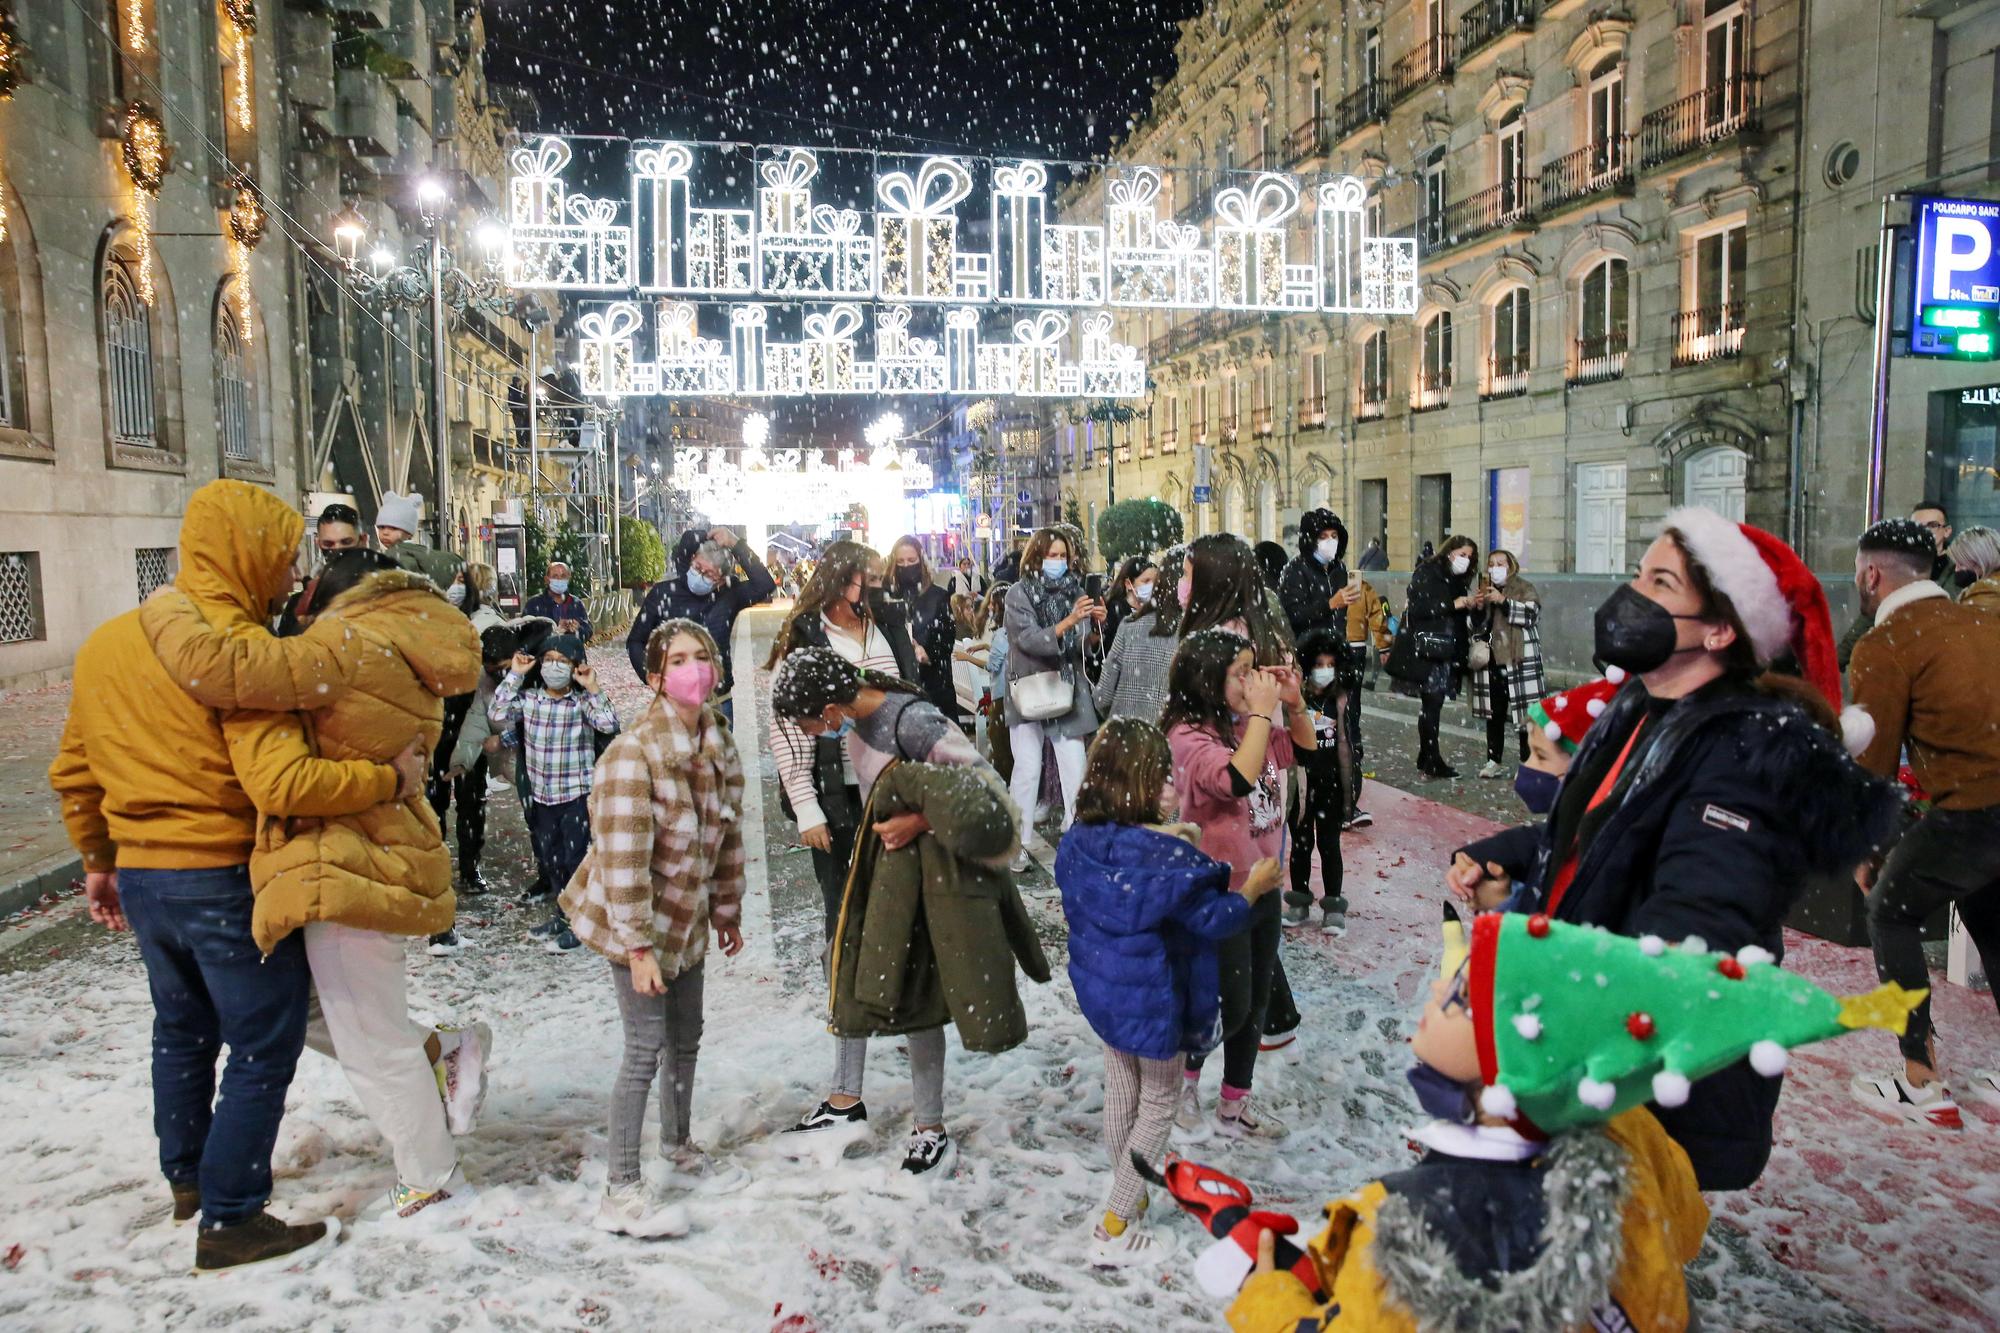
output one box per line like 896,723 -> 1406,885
608,959 -> 705,1187
833,1026 -> 947,1127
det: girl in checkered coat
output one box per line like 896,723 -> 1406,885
1468,549 -> 1547,780
559,619 -> 748,1240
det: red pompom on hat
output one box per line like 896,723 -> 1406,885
1660,508 -> 1871,754
1528,678 -> 1622,753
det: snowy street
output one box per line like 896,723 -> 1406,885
0,606 -> 1995,1332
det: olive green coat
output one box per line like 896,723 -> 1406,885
828,762 -> 1050,1053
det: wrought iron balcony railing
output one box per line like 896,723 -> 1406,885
1569,332 -> 1629,384
1390,36 -> 1455,103
1671,304 -> 1744,366
1457,0 -> 1538,66
1333,81 -> 1389,140
1538,136 -> 1633,210
1638,74 -> 1763,170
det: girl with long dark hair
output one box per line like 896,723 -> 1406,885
888,536 -> 957,722
1160,628 -> 1317,1140
1179,534 -> 1297,666
1093,546 -> 1186,724
1390,534 -> 1479,778
1103,556 -> 1157,649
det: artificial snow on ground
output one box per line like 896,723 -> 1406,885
0,621 -> 1993,1331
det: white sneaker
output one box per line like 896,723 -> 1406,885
485,774 -> 511,795
1966,1069 -> 2000,1109
1849,1070 -> 1964,1129
433,1022 -> 492,1136
1173,1079 -> 1212,1142
1011,849 -> 1033,874
592,1180 -> 689,1239
1088,1216 -> 1171,1268
1259,1033 -> 1305,1067
666,1142 -> 750,1195
1478,760 -> 1508,780
1216,1096 -> 1289,1140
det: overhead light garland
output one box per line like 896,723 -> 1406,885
226,172 -> 265,341
222,0 -> 254,133
0,7 -> 21,244
121,102 -> 167,305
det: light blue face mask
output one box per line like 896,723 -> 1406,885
547,578 -> 569,595
1042,558 -> 1069,582
685,567 -> 715,597
827,715 -> 855,739
541,661 -> 573,690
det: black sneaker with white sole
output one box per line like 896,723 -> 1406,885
527,914 -> 563,939
783,1098 -> 869,1135
545,925 -> 581,953
1344,809 -> 1373,830
900,1127 -> 954,1176
426,928 -> 461,957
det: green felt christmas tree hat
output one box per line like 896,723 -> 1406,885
1466,911 -> 1925,1134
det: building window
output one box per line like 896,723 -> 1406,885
1416,311 -> 1453,411
1420,148 -> 1447,251
1487,288 -> 1530,398
1358,330 -> 1389,419
1497,107 -> 1526,217
1588,55 -> 1627,178
103,256 -> 156,449
1363,28 -> 1381,88
1576,258 -> 1630,383
1302,348 -> 1327,425
1222,376 -> 1240,440
1703,0 -> 1748,111
1418,471 -> 1453,550
0,551 -> 44,644
1677,222 -> 1747,364
1260,115 -> 1276,167
1253,364 -> 1275,436
214,310 -> 254,463
1161,393 -> 1179,452
0,280 -> 13,428
1424,0 -> 1449,65
1310,74 -> 1324,127
1358,478 -> 1389,554
135,546 -> 176,602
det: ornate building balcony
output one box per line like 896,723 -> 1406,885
1285,117 -> 1327,165
1252,406 -> 1274,438
1390,37 -> 1455,104
1569,333 -> 1629,385
1457,0 -> 1538,69
1671,305 -> 1745,366
1638,74 -> 1763,171
1538,137 -> 1634,213
1333,81 -> 1389,143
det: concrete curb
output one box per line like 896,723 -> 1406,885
1,850 -> 82,920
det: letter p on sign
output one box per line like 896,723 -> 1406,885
1933,217 -> 1994,302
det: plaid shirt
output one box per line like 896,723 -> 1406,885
489,673 -> 620,804
558,700 -> 744,972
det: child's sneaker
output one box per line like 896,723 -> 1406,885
432,1022 -> 492,1136
1010,849 -> 1033,874
1173,1080 -> 1212,1142
426,928 -> 462,957
1216,1095 -> 1288,1140
527,914 -> 563,939
1344,809 -> 1373,830
193,1210 -> 340,1273
900,1127 -> 955,1176
544,924 -> 582,953
1849,1071 -> 1964,1129
593,1180 -> 689,1239
1478,759 -> 1508,780
1258,1033 -> 1304,1067
376,1166 -> 478,1226
1088,1215 -> 1169,1268
666,1142 -> 750,1195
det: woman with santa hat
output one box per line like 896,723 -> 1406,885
1445,508 -> 1898,1192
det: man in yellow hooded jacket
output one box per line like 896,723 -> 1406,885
49,480 -> 422,1273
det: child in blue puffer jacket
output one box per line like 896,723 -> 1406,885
1055,718 -> 1282,1270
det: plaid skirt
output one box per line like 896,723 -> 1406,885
1469,634 -> 1547,725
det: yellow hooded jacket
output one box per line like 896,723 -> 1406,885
138,558 -> 480,951
50,481 -> 400,873
1228,1109 -> 1709,1333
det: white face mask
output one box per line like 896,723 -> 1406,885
1309,666 -> 1338,688
1134,581 -> 1156,602
445,583 -> 467,606
541,661 -> 573,690
1487,566 -> 1510,587
1450,555 -> 1471,576
1316,537 -> 1340,565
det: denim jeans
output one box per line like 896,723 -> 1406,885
119,865 -> 310,1227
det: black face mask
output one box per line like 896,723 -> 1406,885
894,566 -> 925,594
1593,584 -> 1705,675
1407,1062 -> 1478,1125
1954,567 -> 1979,590
1514,765 -> 1562,815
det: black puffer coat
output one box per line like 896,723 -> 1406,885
1278,509 -> 1351,643
1461,677 -> 1898,1190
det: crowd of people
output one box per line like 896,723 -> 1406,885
46,480 -> 1999,1329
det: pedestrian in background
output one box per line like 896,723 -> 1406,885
1103,556 -> 1157,649
1468,548 -> 1545,780
1847,519 -> 2000,1126
628,527 -> 777,726
889,535 -> 958,722
524,561 -> 594,641
1946,525 -> 2000,612
1002,527 -> 1105,867
1389,535 -> 1478,779
1093,549 -> 1180,724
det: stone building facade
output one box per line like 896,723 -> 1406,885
1060,0 -> 1803,573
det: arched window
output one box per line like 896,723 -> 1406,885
1487,287 -> 1531,398
1358,329 -> 1389,419
1416,310 -> 1453,410
214,310 -> 254,463
1588,54 -> 1626,177
1575,257 -> 1630,383
1302,472 -> 1332,512
103,256 -> 156,449
1497,106 -> 1526,216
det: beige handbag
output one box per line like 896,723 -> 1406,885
1010,669 -> 1075,721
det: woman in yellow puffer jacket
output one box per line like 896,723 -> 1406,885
139,547 -> 488,1222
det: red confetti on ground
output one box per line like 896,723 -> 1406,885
806,1247 -> 845,1280
2,1244 -> 24,1270
771,1307 -> 820,1332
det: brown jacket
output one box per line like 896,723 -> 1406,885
1961,575 -> 2000,615
1848,580 -> 2000,810
1342,579 -> 1392,650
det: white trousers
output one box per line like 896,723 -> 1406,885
302,922 -> 457,1191
1008,721 -> 1088,835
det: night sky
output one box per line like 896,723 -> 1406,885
481,0 -> 1202,445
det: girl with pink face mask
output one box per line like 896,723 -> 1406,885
559,618 -> 749,1238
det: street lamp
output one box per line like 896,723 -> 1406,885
329,180 -> 511,552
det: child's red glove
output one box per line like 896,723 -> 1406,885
1134,1153 -> 1323,1299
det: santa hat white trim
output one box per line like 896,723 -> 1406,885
1660,507 -> 1790,664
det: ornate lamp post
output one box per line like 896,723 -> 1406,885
328,176 -> 510,550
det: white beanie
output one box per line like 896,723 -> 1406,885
376,491 -> 423,536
